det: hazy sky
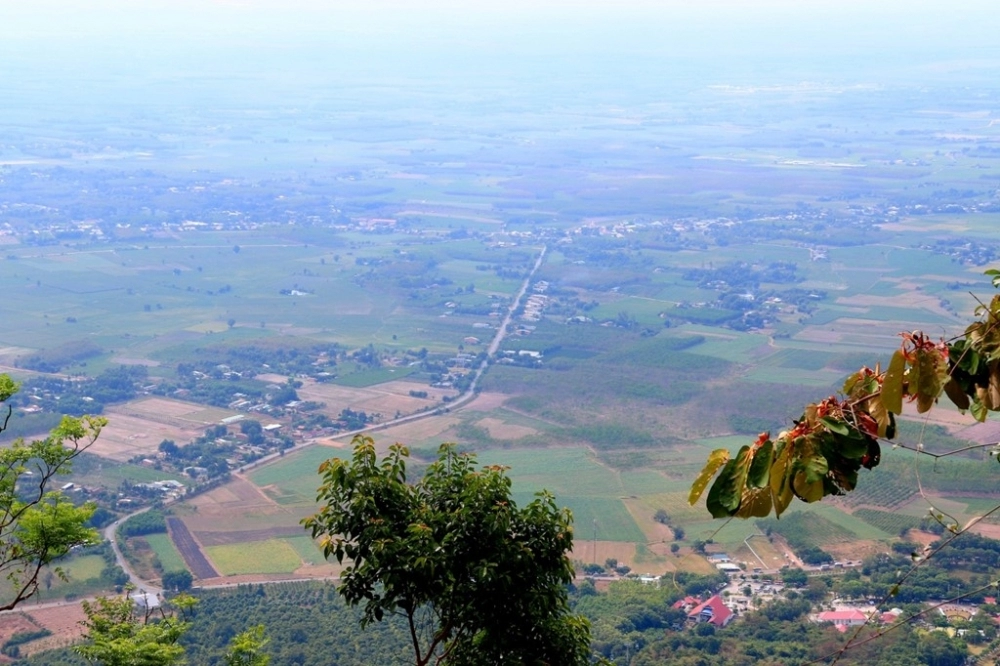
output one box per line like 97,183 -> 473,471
2,1 -> 999,110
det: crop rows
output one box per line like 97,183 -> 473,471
852,509 -> 922,536
758,513 -> 855,547
838,464 -> 917,510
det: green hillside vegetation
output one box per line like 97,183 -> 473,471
19,577 -> 972,666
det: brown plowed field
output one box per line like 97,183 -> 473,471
282,377 -> 459,422
21,603 -> 88,656
167,517 -> 219,579
0,612 -> 43,660
84,411 -> 203,462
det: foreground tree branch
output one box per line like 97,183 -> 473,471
0,374 -> 104,610
691,276 -> 1000,520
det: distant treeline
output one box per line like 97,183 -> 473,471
17,340 -> 102,373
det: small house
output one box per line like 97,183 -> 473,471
688,596 -> 735,628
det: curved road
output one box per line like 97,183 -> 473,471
106,245 -> 549,591
104,509 -> 163,599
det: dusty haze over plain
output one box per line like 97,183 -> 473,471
3,0 -> 1000,115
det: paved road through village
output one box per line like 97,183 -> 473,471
104,245 -> 549,592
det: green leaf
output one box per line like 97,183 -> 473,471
730,445 -> 753,505
829,432 -> 869,460
688,449 -> 730,506
950,339 -> 980,375
0,375 -> 19,403
915,346 -> 948,413
792,471 -> 824,503
798,454 -> 829,484
882,350 -> 906,414
819,417 -> 850,436
746,440 -> 773,489
706,449 -> 751,519
705,461 -> 739,519
735,488 -> 772,519
769,443 -> 794,518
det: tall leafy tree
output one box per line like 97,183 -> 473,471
0,374 -> 103,610
76,592 -> 196,666
303,435 -> 594,666
225,625 -> 271,666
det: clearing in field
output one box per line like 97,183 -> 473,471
187,476 -> 276,512
569,540 -> 677,575
248,445 -> 344,506
836,289 -> 947,313
5,554 -> 113,604
195,526 -> 306,546
178,506 -> 310,534
205,539 -> 303,575
85,411 -> 203,462
111,356 -> 161,367
109,396 -> 241,428
622,497 -> 679,545
0,346 -> 34,363
733,535 -> 787,570
822,540 -> 886,562
290,376 -> 457,420
364,415 -> 461,448
284,536 -> 327,566
0,612 -> 45,653
22,604 -> 89,656
461,391 -> 513,412
474,417 -> 538,440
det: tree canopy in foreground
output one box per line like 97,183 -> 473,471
303,435 -> 594,666
0,374 -> 103,610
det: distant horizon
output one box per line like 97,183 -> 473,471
3,0 -> 999,99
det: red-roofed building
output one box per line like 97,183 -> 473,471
816,609 -> 868,629
687,595 -> 735,628
880,610 -> 901,625
672,596 -> 701,611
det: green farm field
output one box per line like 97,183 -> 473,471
0,554 -> 113,605
144,533 -> 187,573
206,540 -> 303,576
0,231 -> 540,376
8,161 -> 1000,580
249,445 -> 345,506
284,536 -> 326,566
69,457 -> 184,489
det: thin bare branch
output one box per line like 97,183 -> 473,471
803,580 -> 999,666
811,500 -> 1000,666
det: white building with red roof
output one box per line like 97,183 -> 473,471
687,595 -> 735,628
815,609 -> 869,632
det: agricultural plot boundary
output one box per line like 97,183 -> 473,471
105,405 -> 220,431
195,526 -> 306,547
167,517 -> 219,579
